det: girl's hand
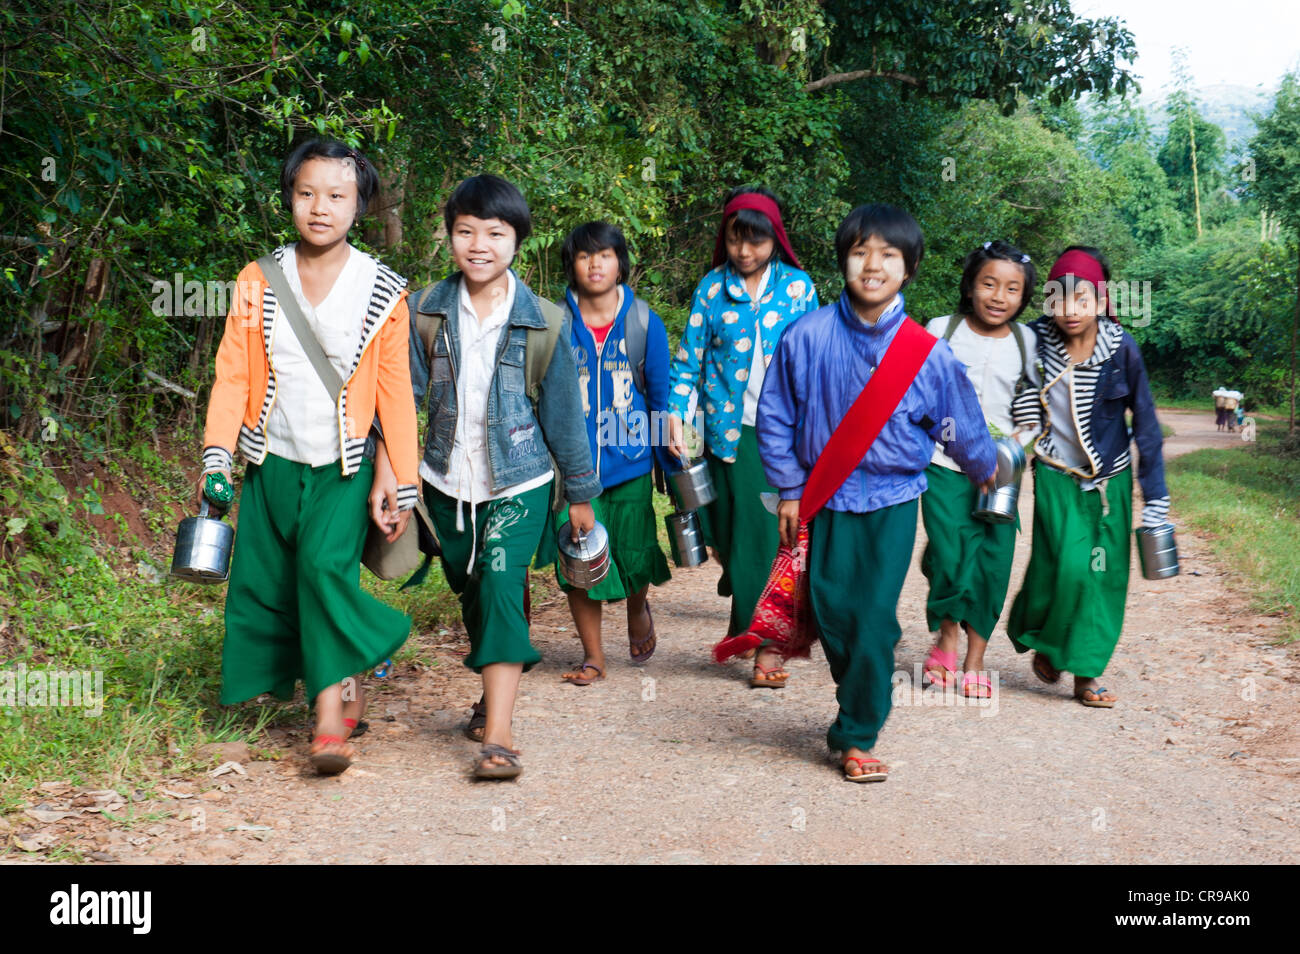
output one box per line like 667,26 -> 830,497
197,469 -> 231,508
568,501 -> 596,540
368,440 -> 410,542
666,414 -> 689,463
777,498 -> 800,549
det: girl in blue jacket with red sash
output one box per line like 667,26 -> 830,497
548,222 -> 672,685
756,205 -> 996,781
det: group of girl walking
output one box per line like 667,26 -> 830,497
200,138 -> 1169,783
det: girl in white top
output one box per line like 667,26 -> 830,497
919,240 -> 1040,698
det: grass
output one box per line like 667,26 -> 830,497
1166,418 -> 1300,641
0,429 -> 468,820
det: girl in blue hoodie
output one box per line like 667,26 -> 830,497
758,205 -> 996,781
549,222 -> 672,685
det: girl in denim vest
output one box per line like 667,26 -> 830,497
379,175 -> 600,778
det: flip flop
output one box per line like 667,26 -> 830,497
750,661 -> 789,689
843,756 -> 888,783
1032,652 -> 1062,684
308,734 -> 354,776
629,604 -> 657,664
474,743 -> 523,780
561,662 -> 605,686
343,717 -> 369,739
922,645 -> 958,688
962,671 -> 993,699
1077,686 -> 1116,708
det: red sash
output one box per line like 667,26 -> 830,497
713,317 -> 936,661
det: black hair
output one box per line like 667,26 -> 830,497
957,240 -> 1038,320
722,185 -> 793,266
1051,244 -> 1114,318
280,139 -> 379,216
834,204 -> 925,284
444,174 -> 532,245
561,221 -> 631,287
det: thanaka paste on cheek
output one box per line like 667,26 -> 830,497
846,255 -> 864,282
882,257 -> 905,282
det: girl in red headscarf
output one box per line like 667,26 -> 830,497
1008,246 -> 1170,708
666,186 -> 819,688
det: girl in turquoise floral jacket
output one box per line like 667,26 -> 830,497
667,186 -> 819,688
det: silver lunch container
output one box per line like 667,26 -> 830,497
1136,523 -> 1180,580
974,437 -> 1028,524
669,458 -> 717,511
557,519 -> 611,590
665,510 -> 709,567
170,500 -> 235,583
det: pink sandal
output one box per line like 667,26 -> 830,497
922,645 -> 958,688
961,671 -> 992,699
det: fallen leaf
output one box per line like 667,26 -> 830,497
209,761 -> 247,778
161,788 -> 195,799
14,830 -> 57,852
23,808 -> 74,824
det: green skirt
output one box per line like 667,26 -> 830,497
540,471 -> 671,600
427,481 -> 553,673
702,425 -> 780,635
221,455 -> 411,705
1007,462 -> 1132,678
920,463 -> 1019,640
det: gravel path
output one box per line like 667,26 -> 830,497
105,408 -> 1299,864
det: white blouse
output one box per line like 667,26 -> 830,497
925,314 -> 1039,472
266,243 -> 376,467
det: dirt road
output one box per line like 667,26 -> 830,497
90,409 -> 1300,863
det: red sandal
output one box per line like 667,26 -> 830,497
843,756 -> 889,783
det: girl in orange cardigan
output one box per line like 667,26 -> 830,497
201,139 -> 419,775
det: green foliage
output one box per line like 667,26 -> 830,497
1167,420 -> 1300,641
1127,226 -> 1295,404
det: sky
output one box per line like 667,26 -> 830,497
1074,0 -> 1300,94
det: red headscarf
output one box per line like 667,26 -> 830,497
1047,249 -> 1117,322
711,193 -> 802,270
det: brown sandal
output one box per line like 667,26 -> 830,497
750,662 -> 789,689
629,604 -> 656,664
308,734 -> 355,775
561,662 -> 605,686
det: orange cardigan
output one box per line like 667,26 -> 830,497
202,251 -> 419,508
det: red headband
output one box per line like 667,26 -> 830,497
1047,249 -> 1117,321
712,194 -> 802,270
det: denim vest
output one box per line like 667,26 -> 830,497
408,272 -> 600,503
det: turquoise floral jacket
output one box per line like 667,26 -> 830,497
667,260 -> 819,462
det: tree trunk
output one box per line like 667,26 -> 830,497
1290,250 -> 1298,435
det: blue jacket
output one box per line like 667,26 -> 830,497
408,271 -> 601,504
757,292 -> 997,513
1013,316 -> 1168,502
563,285 -> 672,490
668,260 -> 819,462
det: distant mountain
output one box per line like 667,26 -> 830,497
1141,84 -> 1276,150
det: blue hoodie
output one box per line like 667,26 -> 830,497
564,284 -> 672,490
757,292 -> 997,513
